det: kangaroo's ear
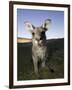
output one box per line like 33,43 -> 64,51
42,19 -> 51,31
24,21 -> 35,32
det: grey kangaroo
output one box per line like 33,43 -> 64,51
24,19 -> 51,76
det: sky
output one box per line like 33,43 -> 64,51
17,9 -> 64,39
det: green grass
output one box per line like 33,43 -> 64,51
17,38 -> 64,80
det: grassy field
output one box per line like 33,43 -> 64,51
17,38 -> 64,80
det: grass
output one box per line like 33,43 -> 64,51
17,38 -> 64,80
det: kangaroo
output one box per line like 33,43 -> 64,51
24,19 -> 51,76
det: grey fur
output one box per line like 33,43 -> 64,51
24,19 -> 51,76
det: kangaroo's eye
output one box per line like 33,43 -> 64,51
41,31 -> 45,35
32,32 -> 35,36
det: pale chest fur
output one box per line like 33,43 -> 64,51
32,40 -> 47,60
36,47 -> 46,60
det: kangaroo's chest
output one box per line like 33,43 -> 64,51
32,39 -> 47,59
35,46 -> 47,59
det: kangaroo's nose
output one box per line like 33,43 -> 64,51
40,37 -> 42,40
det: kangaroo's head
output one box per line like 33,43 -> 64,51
24,19 -> 51,46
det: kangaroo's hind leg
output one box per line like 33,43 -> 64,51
32,56 -> 39,76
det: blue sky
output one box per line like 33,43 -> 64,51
17,9 -> 64,39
